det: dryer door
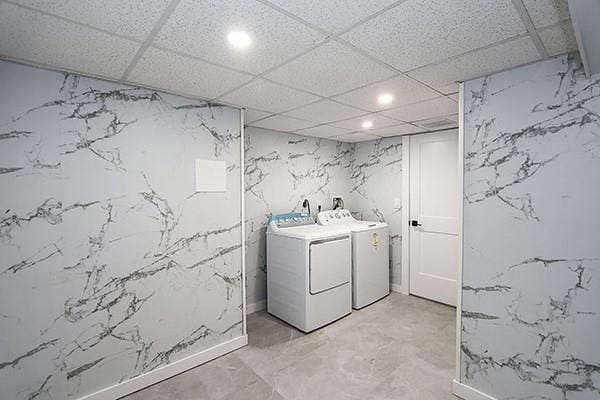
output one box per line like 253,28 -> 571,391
309,235 -> 351,294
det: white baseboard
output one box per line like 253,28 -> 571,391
391,283 -> 408,295
452,379 -> 497,400
246,299 -> 266,314
78,335 -> 248,400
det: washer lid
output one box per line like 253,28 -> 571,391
349,221 -> 388,232
268,224 -> 350,240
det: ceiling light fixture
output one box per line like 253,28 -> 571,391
377,93 -> 393,105
361,120 -> 373,129
228,31 -> 252,49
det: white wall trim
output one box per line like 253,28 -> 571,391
246,299 -> 266,314
399,135 -> 411,296
77,335 -> 248,400
453,380 -> 497,400
456,83 -> 465,383
241,109 -> 247,336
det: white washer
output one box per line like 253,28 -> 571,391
317,209 -> 390,309
267,213 -> 352,332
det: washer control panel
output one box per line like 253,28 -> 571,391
268,212 -> 315,229
316,209 -> 355,225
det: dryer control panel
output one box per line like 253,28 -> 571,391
316,209 -> 355,225
268,212 -> 315,229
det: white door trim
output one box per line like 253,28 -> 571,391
399,135 -> 411,295
455,83 -> 465,385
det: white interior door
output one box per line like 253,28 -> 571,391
409,130 -> 459,306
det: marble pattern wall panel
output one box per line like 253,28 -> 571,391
349,138 -> 404,287
0,61 -> 243,400
462,53 -> 600,399
244,127 -> 353,306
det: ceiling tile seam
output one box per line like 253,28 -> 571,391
211,39 -> 338,102
147,44 -> 256,78
511,0 -> 549,59
332,0 -> 412,37
119,0 -> 184,82
454,56 -> 556,86
245,0 -> 407,79
251,112 -> 326,126
211,0 -> 449,112
411,113 -> 458,123
535,18 -> 572,31
401,30 -> 536,86
330,36 -> 451,98
0,54 -> 241,111
253,0 -> 334,37
0,54 -> 132,89
535,20 -> 572,33
2,0 -> 143,43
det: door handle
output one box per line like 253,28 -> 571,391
410,220 -> 422,227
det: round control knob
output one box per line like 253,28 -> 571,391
335,213 -> 340,219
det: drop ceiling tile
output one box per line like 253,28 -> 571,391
366,123 -> 426,137
342,0 -> 526,71
248,114 -> 315,132
333,75 -> 440,112
330,113 -> 400,131
128,47 -> 252,100
154,0 -> 325,75
448,93 -> 459,101
332,132 -> 380,142
264,41 -> 396,97
408,37 -> 541,93
438,83 -> 460,95
11,0 -> 171,41
218,78 -> 320,113
283,100 -> 367,124
244,109 -> 272,124
0,3 -> 139,79
381,96 -> 458,122
264,0 -> 398,34
294,124 -> 352,138
539,20 -> 578,56
522,0 -> 570,29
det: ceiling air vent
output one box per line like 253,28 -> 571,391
417,118 -> 457,130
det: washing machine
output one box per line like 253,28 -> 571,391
267,212 -> 352,332
317,209 -> 389,309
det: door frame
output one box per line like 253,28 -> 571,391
398,87 -> 465,385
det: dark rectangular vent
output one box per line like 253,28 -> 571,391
418,118 -> 457,130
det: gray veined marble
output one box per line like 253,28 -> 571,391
0,60 -> 244,399
244,129 -> 409,308
349,137 -> 404,286
462,53 -> 600,399
244,127 -> 353,307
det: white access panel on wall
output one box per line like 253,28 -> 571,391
408,130 -> 459,306
195,159 -> 226,192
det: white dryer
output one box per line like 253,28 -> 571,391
317,209 -> 390,309
267,213 -> 352,333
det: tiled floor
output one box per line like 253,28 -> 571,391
123,293 -> 458,400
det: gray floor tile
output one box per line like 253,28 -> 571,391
121,293 -> 458,400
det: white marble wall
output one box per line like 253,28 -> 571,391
0,61 -> 243,400
462,53 -> 600,399
349,138 -> 404,286
244,127 -> 353,306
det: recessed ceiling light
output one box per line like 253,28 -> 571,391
228,31 -> 251,49
361,120 -> 373,129
377,93 -> 393,105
